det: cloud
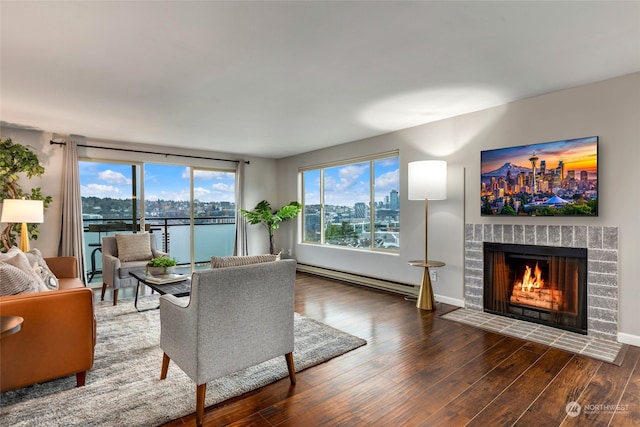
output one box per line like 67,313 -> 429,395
193,187 -> 212,199
98,170 -> 131,185
212,183 -> 234,192
181,167 -> 235,181
81,183 -> 122,198
375,169 -> 399,194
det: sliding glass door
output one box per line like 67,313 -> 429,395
191,167 -> 236,267
79,161 -> 142,283
79,160 -> 237,280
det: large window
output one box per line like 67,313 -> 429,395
79,160 -> 236,279
301,152 -> 399,252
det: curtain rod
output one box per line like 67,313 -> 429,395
50,140 -> 249,164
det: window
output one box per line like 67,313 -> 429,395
79,160 -> 236,278
301,152 -> 399,252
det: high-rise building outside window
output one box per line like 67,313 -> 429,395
300,151 -> 399,252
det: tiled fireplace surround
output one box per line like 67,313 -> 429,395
464,224 -> 618,342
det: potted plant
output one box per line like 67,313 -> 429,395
146,256 -> 177,276
240,200 -> 302,255
0,138 -> 53,252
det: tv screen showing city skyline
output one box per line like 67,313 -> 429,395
481,136 -> 598,216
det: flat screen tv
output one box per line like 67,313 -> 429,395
481,136 -> 598,216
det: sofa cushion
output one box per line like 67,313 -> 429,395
25,248 -> 59,290
115,233 -> 152,262
0,262 -> 40,296
210,252 -> 280,268
0,247 -> 48,293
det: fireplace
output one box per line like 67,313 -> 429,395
483,242 -> 588,334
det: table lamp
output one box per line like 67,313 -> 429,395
407,160 -> 447,310
1,199 -> 44,252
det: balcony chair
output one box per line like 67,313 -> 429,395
101,233 -> 166,305
159,259 -> 297,426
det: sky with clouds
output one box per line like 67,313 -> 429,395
304,157 -> 399,207
80,157 -> 399,208
79,161 -> 236,202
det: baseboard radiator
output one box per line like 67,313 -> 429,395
296,263 -> 416,296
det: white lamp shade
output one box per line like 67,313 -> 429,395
1,199 -> 44,224
408,160 -> 447,200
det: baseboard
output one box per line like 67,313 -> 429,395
617,332 -> 640,347
296,263 -> 415,296
435,295 -> 465,307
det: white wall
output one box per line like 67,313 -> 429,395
0,127 -> 280,257
2,73 -> 638,342
276,72 -> 640,341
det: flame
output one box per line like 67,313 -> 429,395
517,262 -> 544,291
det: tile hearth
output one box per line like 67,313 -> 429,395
442,308 -> 625,364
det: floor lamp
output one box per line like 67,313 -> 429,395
407,160 -> 447,310
1,199 -> 44,252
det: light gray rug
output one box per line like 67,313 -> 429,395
0,297 -> 366,426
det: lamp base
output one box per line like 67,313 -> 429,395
408,260 -> 446,311
417,269 -> 435,310
19,222 -> 30,252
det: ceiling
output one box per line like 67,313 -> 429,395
2,1 -> 639,159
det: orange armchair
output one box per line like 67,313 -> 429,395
0,257 -> 96,392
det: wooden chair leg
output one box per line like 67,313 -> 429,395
101,283 -> 107,301
160,353 -> 170,380
113,289 -> 119,306
76,371 -> 87,387
196,383 -> 206,427
285,352 -> 296,385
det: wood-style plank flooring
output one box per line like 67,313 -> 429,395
109,273 -> 639,426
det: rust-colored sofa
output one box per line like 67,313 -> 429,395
0,256 -> 96,392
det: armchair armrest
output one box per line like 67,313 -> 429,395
45,256 -> 78,279
101,253 -> 121,286
152,249 -> 168,258
160,295 -> 196,373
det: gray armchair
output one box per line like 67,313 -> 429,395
101,233 -> 166,305
159,259 -> 297,427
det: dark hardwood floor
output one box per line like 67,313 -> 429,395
105,273 -> 639,426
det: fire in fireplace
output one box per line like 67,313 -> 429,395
484,242 -> 587,334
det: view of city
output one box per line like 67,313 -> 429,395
82,197 -> 236,224
302,156 -> 400,250
481,137 -> 598,216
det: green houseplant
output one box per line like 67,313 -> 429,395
0,138 -> 53,252
146,256 -> 177,275
240,200 -> 302,255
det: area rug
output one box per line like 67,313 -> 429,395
0,297 -> 367,426
441,308 -> 626,365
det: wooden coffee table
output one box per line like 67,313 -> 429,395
130,270 -> 191,312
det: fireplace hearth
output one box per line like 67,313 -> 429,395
464,224 -> 619,342
483,242 -> 587,334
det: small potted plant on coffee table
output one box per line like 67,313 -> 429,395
146,256 -> 177,276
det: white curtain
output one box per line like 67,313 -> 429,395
234,160 -> 248,256
58,137 -> 86,282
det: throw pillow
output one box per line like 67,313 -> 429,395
0,262 -> 40,296
115,233 -> 153,262
210,252 -> 281,268
25,248 -> 59,290
0,247 -> 48,292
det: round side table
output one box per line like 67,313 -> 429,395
1,315 -> 24,339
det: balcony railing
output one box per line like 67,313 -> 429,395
83,216 -> 236,282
